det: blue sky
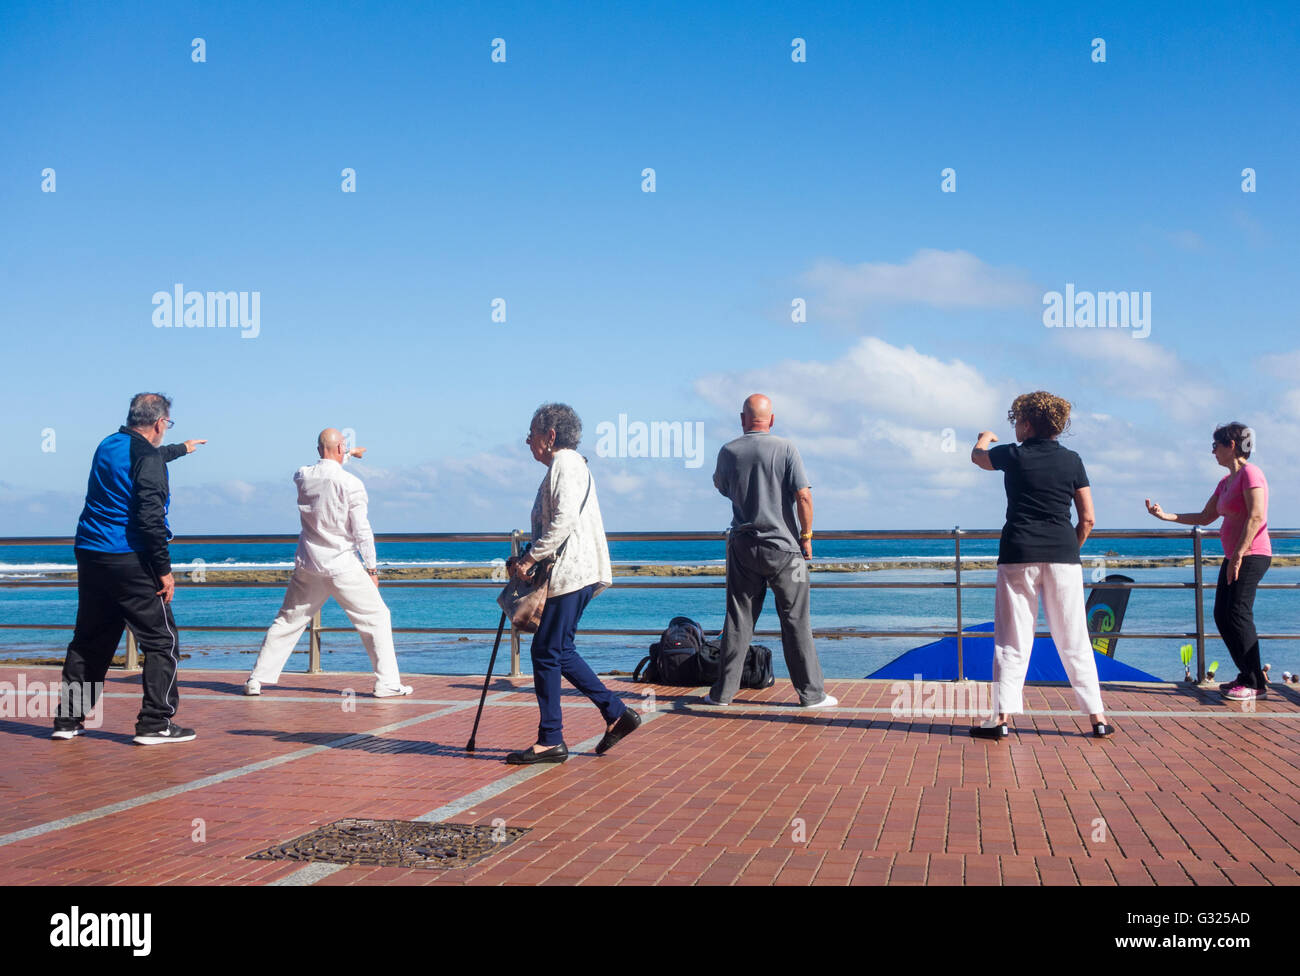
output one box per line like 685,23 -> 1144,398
2,1 -> 1298,535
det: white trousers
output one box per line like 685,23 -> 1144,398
993,562 -> 1104,716
249,564 -> 403,691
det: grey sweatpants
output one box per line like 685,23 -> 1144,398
710,535 -> 826,705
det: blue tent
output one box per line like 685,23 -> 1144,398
867,621 -> 1162,682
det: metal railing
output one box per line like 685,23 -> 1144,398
2,528 -> 1298,682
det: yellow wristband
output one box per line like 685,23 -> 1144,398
800,532 -> 813,540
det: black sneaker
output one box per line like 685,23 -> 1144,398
51,724 -> 84,740
133,722 -> 197,745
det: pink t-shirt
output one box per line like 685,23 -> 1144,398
1215,463 -> 1271,557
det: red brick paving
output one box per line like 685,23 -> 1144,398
2,666 -> 1300,885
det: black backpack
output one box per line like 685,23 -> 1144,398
634,617 -> 706,685
741,644 -> 775,690
634,617 -> 776,690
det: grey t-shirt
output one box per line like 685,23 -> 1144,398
713,431 -> 810,552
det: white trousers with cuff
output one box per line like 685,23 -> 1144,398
248,563 -> 404,692
993,562 -> 1104,716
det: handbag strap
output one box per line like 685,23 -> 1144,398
553,469 -> 592,562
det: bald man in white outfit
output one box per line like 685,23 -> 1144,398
244,429 -> 412,697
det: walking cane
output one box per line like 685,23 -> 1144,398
465,610 -> 508,751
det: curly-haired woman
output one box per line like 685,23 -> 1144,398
504,403 -> 640,763
1145,422 -> 1270,701
971,392 -> 1114,739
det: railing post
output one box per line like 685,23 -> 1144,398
125,627 -> 140,671
953,527 -> 964,682
509,529 -> 523,677
1192,527 -> 1206,682
308,610 -> 323,673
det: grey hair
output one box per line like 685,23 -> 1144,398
126,393 -> 172,428
530,402 -> 582,450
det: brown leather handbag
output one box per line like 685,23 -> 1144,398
496,558 -> 554,633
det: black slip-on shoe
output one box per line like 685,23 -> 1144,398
595,709 -> 642,756
505,743 -> 568,765
969,723 -> 1009,740
133,722 -> 197,745
1092,722 -> 1117,738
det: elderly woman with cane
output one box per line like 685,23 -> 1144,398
971,391 -> 1114,739
1145,422 -> 1271,700
504,403 -> 640,764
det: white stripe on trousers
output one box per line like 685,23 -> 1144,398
993,562 -> 1104,716
159,594 -> 178,717
249,563 -> 403,690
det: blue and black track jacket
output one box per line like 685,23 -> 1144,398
74,427 -> 189,579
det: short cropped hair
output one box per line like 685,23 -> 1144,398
126,393 -> 172,429
530,403 -> 582,450
1213,422 -> 1252,459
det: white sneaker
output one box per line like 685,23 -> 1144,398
243,678 -> 261,696
699,694 -> 727,706
804,694 -> 839,709
374,683 -> 414,698
51,726 -> 84,740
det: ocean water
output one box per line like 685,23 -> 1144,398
2,539 -> 1297,682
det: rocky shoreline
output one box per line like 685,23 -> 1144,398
17,554 -> 1297,584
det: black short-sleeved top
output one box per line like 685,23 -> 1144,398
988,438 -> 1089,564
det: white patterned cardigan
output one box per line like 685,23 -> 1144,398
529,448 -> 613,598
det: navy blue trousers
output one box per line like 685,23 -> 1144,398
530,584 -> 626,746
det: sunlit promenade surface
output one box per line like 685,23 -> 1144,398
3,664 -> 1298,887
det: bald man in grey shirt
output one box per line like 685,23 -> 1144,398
706,395 -> 835,708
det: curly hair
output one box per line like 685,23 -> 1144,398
1007,391 -> 1071,438
530,402 -> 582,450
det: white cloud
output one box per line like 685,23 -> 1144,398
1165,229 -> 1205,251
693,336 -> 1005,521
801,249 -> 1038,318
697,336 -> 1005,432
1279,389 -> 1300,421
222,480 -> 257,505
1257,350 -> 1300,380
1232,209 -> 1270,247
1051,329 -> 1221,421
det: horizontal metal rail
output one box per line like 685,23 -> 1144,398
5,622 -> 1260,640
5,528 -> 1300,545
2,528 -> 1297,678
8,579 -> 1300,591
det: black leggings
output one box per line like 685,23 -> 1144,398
1213,555 -> 1271,690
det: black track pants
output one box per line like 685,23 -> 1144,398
56,548 -> 181,734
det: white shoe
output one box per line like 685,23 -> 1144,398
243,679 -> 261,696
374,683 -> 414,698
699,694 -> 727,706
804,694 -> 839,709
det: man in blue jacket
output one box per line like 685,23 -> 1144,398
53,393 -> 206,744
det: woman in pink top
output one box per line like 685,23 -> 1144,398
1145,422 -> 1271,700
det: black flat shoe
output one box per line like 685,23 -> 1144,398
505,743 -> 568,764
1092,722 -> 1116,738
595,709 -> 642,756
969,723 -> 1009,740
